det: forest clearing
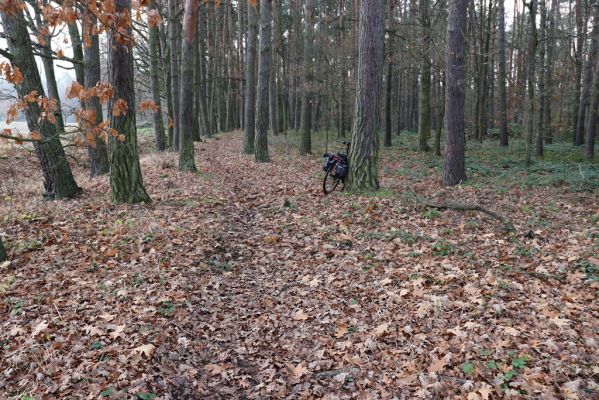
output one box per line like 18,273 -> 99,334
1,130 -> 598,398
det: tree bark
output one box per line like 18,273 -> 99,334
536,0 -> 547,159
255,0 -> 272,162
585,3 -> 599,158
543,0 -> 558,144
435,72 -> 446,157
576,0 -> 599,147
159,24 -> 175,146
149,0 -> 167,151
299,0 -> 315,155
244,0 -> 258,154
418,0 -> 431,152
83,4 -> 110,176
525,0 -> 537,167
168,0 -> 181,150
198,8 -> 211,137
443,0 -> 468,186
573,0 -> 585,143
179,0 -> 199,172
1,8 -> 80,200
108,0 -> 151,203
346,0 -> 385,192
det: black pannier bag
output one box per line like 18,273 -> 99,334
323,154 -> 335,172
336,161 -> 347,178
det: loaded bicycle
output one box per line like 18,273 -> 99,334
322,141 -> 350,195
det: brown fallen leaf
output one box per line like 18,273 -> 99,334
131,343 -> 156,358
373,322 -> 389,337
335,323 -> 348,338
428,353 -> 452,373
31,320 -> 49,337
289,362 -> 309,378
83,325 -> 104,336
293,309 -> 309,321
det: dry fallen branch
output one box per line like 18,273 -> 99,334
406,187 -> 515,232
315,367 -> 361,378
424,201 -> 516,232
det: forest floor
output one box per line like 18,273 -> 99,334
0,130 -> 598,399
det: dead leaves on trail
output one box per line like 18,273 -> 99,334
0,132 -> 597,398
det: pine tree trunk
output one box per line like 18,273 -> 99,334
149,0 -> 167,151
255,0 -> 272,162
1,8 -> 80,200
299,0 -> 315,155
384,50 -> 393,147
346,0 -> 384,193
108,0 -> 151,203
168,0 -> 181,151
573,0 -> 585,143
83,5 -> 110,176
244,0 -> 258,154
435,72 -> 446,157
497,0 -> 509,146
192,23 -> 201,142
179,0 -> 199,172
536,0 -> 547,159
525,0 -> 537,166
418,0 -> 431,152
586,59 -> 599,159
543,0 -> 558,144
443,0 -> 468,186
198,8 -> 211,137
576,0 -> 599,146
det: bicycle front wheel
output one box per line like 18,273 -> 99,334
323,162 -> 341,195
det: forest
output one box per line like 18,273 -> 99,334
0,0 -> 598,398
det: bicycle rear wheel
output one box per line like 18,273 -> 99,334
323,162 -> 341,195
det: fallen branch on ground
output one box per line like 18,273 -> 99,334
424,201 -> 515,232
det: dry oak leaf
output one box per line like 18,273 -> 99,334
31,320 -> 49,337
335,323 -> 348,338
503,326 -> 520,336
289,362 -> 309,378
131,343 -> 156,358
293,309 -> 309,321
373,322 -> 389,337
205,363 -> 225,375
83,325 -> 104,336
110,325 -> 126,339
428,353 -> 452,373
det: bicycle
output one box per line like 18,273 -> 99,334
322,141 -> 350,195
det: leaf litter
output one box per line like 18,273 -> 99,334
0,132 -> 597,399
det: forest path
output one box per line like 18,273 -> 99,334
0,132 -> 597,399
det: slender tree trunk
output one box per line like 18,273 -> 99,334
299,0 -> 315,155
435,72 -> 446,157
244,0 -> 258,154
255,0 -> 272,162
1,8 -> 80,199
83,5 -> 110,176
33,2 -> 66,133
525,0 -> 537,166
159,24 -> 175,146
443,0 -> 468,186
149,0 -> 167,151
168,0 -> 181,151
497,0 -> 509,146
586,57 -> 599,159
193,22 -> 202,141
179,0 -> 199,172
108,0 -> 151,203
573,0 -> 585,143
270,0 -> 280,137
346,0 -> 384,192
198,8 -> 211,137
544,0 -> 558,144
418,0 -> 432,151
537,0 -> 547,159
576,0 -> 599,146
